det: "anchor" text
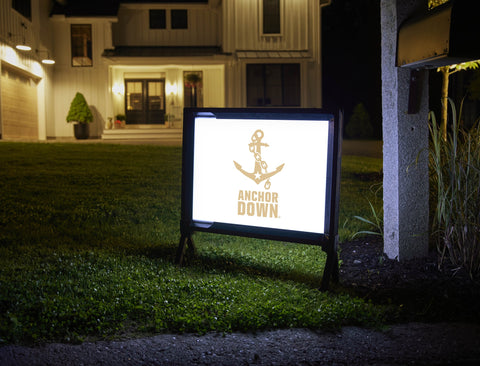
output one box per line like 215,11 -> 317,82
237,190 -> 279,218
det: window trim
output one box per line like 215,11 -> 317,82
259,0 -> 284,37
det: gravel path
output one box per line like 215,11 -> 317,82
2,322 -> 480,365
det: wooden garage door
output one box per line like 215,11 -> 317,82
1,65 -> 38,140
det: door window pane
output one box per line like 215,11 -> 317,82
246,65 -> 265,106
126,82 -> 143,111
246,63 -> 300,107
148,81 -> 165,110
282,64 -> 300,106
71,24 -> 92,67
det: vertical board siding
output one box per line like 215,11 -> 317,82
51,20 -> 109,137
226,0 -> 310,51
113,7 -> 220,46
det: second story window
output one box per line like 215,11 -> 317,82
171,9 -> 188,29
71,24 -> 92,67
12,0 -> 31,20
150,9 -> 166,29
262,0 -> 281,35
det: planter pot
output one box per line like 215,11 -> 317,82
74,123 -> 89,140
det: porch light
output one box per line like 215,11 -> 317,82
10,23 -> 31,51
112,83 -> 124,95
16,42 -> 31,51
37,49 -> 55,64
167,82 -> 178,95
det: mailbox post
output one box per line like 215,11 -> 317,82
381,0 -> 480,261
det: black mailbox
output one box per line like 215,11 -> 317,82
397,0 -> 480,68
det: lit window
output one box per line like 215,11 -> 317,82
71,24 -> 92,67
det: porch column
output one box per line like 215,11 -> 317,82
381,0 -> 429,260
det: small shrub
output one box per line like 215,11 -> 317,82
66,92 -> 93,124
429,99 -> 480,279
345,103 -> 373,139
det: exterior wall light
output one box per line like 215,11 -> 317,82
37,49 -> 55,64
10,23 -> 31,51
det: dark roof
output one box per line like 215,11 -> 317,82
51,0 -> 120,17
103,46 -> 227,58
50,0 -> 208,17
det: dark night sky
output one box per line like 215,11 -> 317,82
322,0 -> 382,139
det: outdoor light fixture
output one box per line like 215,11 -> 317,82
10,23 -> 31,51
37,49 -> 55,65
166,82 -> 178,95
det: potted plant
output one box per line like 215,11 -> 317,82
66,92 -> 93,139
115,114 -> 126,128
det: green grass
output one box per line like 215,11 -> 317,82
0,142 -> 383,344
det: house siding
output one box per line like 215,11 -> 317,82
0,0 -> 54,140
1,0 -> 326,141
113,5 -> 220,47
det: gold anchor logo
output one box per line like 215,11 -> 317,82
233,129 -> 285,190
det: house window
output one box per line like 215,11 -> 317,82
12,0 -> 31,20
171,9 -> 188,29
262,0 -> 281,34
149,9 -> 166,29
247,63 -> 300,107
71,24 -> 92,67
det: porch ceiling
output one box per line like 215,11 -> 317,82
103,46 -> 228,58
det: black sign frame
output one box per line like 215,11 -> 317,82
176,108 -> 342,289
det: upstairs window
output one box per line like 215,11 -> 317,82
171,9 -> 188,29
12,0 -> 31,20
149,9 -> 166,29
71,24 -> 92,67
262,0 -> 281,34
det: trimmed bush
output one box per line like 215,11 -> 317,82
66,92 -> 93,124
345,103 -> 374,139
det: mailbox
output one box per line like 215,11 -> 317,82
397,0 -> 480,68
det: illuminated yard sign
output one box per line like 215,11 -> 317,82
177,108 -> 342,288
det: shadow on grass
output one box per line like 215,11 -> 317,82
185,250 -> 323,289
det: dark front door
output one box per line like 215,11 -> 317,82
125,79 -> 165,124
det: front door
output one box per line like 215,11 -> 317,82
125,79 -> 165,124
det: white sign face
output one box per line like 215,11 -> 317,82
192,117 -> 330,234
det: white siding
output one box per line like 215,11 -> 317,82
51,20 -> 111,138
113,6 -> 220,46
223,0 -> 312,52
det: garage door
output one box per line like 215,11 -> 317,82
1,65 -> 38,140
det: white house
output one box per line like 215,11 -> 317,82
0,0 -> 330,141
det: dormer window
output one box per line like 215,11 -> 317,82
71,24 -> 92,67
171,9 -> 188,29
149,9 -> 166,29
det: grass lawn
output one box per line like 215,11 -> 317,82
0,142 -> 383,344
